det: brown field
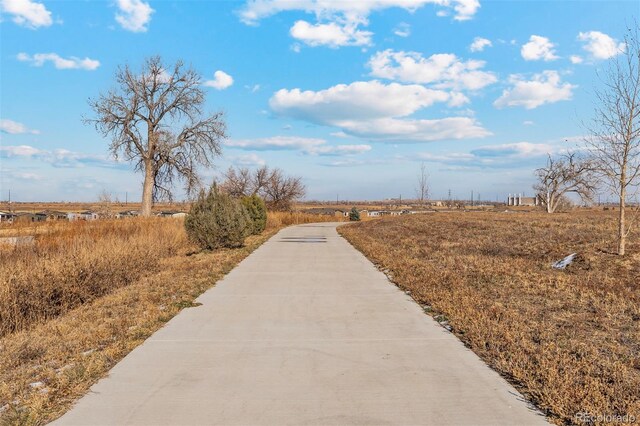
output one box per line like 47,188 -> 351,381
339,210 -> 640,425
0,210 -> 336,424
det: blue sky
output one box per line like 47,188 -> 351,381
1,0 -> 637,202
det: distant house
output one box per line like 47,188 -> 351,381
68,211 -> 99,221
507,194 -> 540,207
0,211 -> 16,223
118,210 -> 139,218
157,211 -> 187,218
39,210 -> 68,221
14,212 -> 45,223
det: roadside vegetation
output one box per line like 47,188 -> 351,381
339,210 -> 639,425
0,208 -> 336,424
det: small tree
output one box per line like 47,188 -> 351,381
222,165 -> 306,211
586,24 -> 640,255
349,207 -> 360,221
415,162 -> 429,205
87,56 -> 226,217
534,153 -> 596,213
241,194 -> 267,235
185,184 -> 250,250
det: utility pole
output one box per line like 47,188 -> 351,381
471,190 -> 474,207
125,192 -> 128,205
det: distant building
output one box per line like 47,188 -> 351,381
303,208 -> 346,217
0,211 -> 16,223
507,193 -> 540,207
39,210 -> 68,221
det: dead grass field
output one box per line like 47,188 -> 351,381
339,210 -> 639,425
0,210 -> 333,424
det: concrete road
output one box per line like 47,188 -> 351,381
54,223 -> 547,426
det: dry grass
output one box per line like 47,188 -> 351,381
0,211 -> 304,424
0,219 -> 188,336
267,210 -> 346,228
339,210 -> 639,425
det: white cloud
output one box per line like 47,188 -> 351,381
0,144 -> 122,168
469,37 -> 491,52
231,153 -> 266,166
413,141 -> 556,169
521,35 -> 559,61
290,19 -> 372,47
393,22 -> 411,37
226,136 -> 371,156
0,0 -> 52,28
368,50 -> 497,91
569,55 -> 583,64
270,80 -> 490,141
494,71 -> 576,110
115,0 -> 153,32
239,0 -> 479,48
578,31 -> 625,60
0,144 -> 44,156
523,120 -> 534,126
17,52 -> 100,70
0,119 -> 40,135
239,0 -> 480,24
204,70 -> 234,90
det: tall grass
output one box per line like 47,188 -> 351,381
267,210 -> 345,228
0,219 -> 188,336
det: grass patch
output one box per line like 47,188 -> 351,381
0,219 -> 279,424
339,210 -> 639,425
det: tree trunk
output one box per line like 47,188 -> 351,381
141,160 -> 154,217
618,185 -> 626,256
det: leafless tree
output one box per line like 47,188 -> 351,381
534,153 -> 597,213
86,56 -> 226,217
263,168 -> 306,211
585,24 -> 640,255
415,162 -> 429,205
97,190 -> 115,218
221,165 -> 306,210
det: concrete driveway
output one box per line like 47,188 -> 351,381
53,223 -> 547,425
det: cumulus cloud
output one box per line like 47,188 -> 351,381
269,81 -> 490,141
115,0 -> 153,32
570,55 -> 583,64
393,22 -> 411,37
0,145 -> 122,168
290,19 -> 372,47
494,71 -> 576,110
239,0 -> 480,24
521,35 -> 559,61
239,0 -> 479,48
17,52 -> 100,70
578,31 -> 625,60
0,0 -> 52,28
0,119 -> 39,135
469,37 -> 491,52
226,136 -> 371,156
204,70 -> 234,90
368,50 -> 497,91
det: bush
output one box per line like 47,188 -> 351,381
349,207 -> 360,221
241,195 -> 267,235
185,185 -> 250,250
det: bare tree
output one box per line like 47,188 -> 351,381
221,165 -> 306,210
415,162 -> 429,205
86,56 -> 226,217
534,153 -> 597,213
585,24 -> 640,255
263,168 -> 306,211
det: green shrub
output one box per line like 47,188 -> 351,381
241,195 -> 267,235
349,207 -> 360,221
185,184 -> 250,250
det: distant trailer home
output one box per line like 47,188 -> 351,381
40,210 -> 68,221
303,208 -> 346,217
0,211 -> 16,223
507,193 -> 540,207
